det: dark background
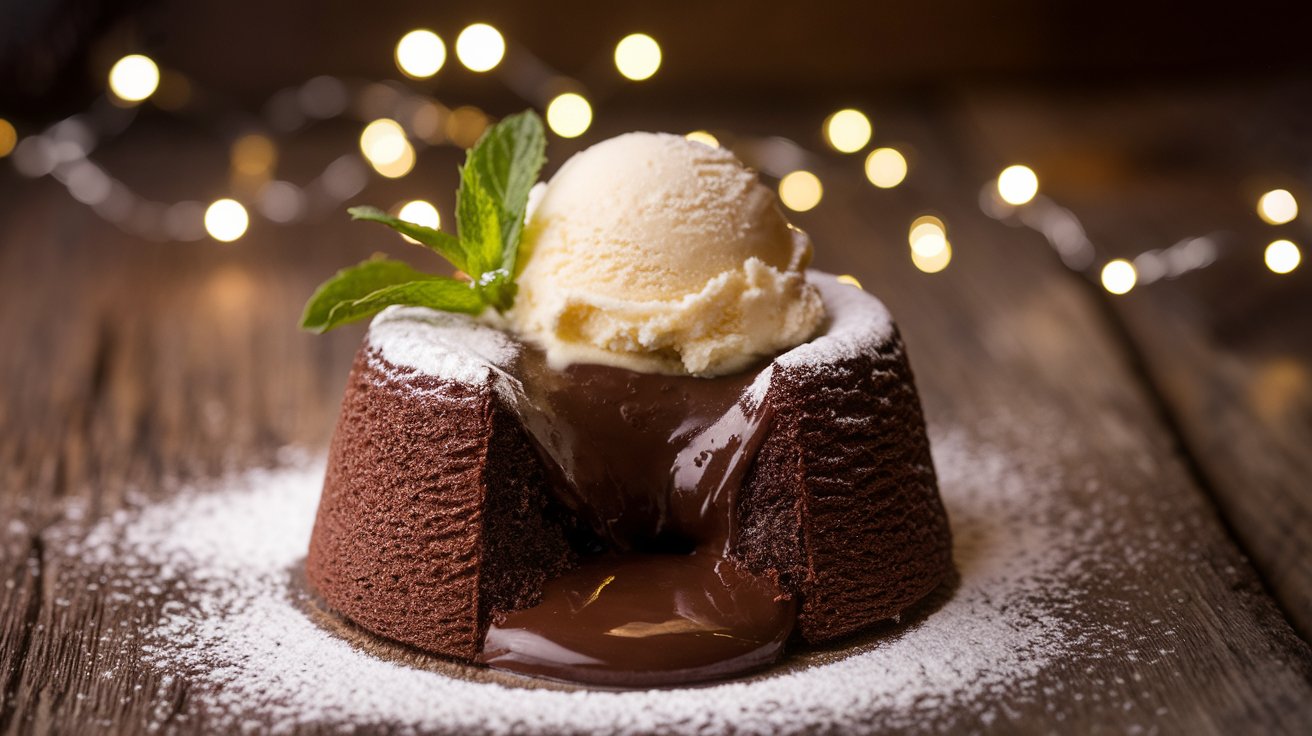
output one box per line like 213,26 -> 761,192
6,0 -> 1312,117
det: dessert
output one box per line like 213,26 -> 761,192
301,112 -> 952,687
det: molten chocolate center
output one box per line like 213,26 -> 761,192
476,356 -> 795,685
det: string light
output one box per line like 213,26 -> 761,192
836,274 -> 863,289
546,93 -> 592,138
372,142 -> 416,178
1265,239 -> 1301,274
912,241 -> 952,273
1100,259 -> 1137,294
204,199 -> 249,242
108,54 -> 160,103
359,119 -> 408,166
779,171 -> 822,212
864,147 -> 907,188
1257,189 -> 1298,225
685,130 -> 719,148
997,165 -> 1039,205
0,118 -> 15,158
614,33 -> 661,81
397,199 -> 440,243
231,134 -> 277,177
909,215 -> 946,250
19,21 -> 1295,296
456,24 -> 505,72
824,109 -> 871,153
395,30 -> 446,79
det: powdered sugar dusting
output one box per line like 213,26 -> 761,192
53,424 -> 1109,734
775,273 -> 896,370
367,305 -> 518,387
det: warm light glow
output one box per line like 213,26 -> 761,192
445,106 -> 489,148
456,23 -> 505,72
864,147 -> 907,188
685,130 -> 719,148
908,215 -> 946,250
230,134 -> 276,176
546,93 -> 592,138
911,232 -> 948,259
614,33 -> 661,81
395,29 -> 446,79
0,118 -> 15,158
779,171 -> 822,212
1100,259 -> 1137,295
997,164 -> 1039,205
1257,189 -> 1298,225
1265,239 -> 1301,274
108,54 -> 160,103
836,274 -> 863,289
359,118 -> 409,165
824,109 -> 872,153
397,199 -> 440,243
912,241 -> 952,273
371,140 -> 416,178
204,199 -> 249,242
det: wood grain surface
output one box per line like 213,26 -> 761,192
957,86 -> 1312,639
1,99 -> 1310,734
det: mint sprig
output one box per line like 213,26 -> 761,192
300,109 -> 546,333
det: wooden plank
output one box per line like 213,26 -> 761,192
956,86 -> 1312,639
1,107 -> 1310,733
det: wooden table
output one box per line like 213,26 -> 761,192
2,89 -> 1310,733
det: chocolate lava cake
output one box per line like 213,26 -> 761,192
306,272 -> 952,685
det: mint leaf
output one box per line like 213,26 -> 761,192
300,256 -> 480,333
464,110 -> 546,277
319,278 -> 483,331
301,256 -> 430,331
455,165 -> 504,280
302,109 -> 547,332
456,109 -> 545,308
348,206 -> 467,273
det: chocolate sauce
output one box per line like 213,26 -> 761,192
476,355 -> 794,686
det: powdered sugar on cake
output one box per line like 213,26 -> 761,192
366,305 -> 519,386
51,422 -> 1119,734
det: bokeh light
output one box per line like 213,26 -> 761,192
614,33 -> 662,81
864,147 -> 907,188
912,241 -> 952,273
204,199 -> 249,242
779,171 -> 823,212
908,215 -> 946,250
546,93 -> 592,138
911,231 -> 948,259
0,118 -> 15,158
1265,239 -> 1301,274
685,130 -> 719,148
824,109 -> 872,153
372,142 -> 416,178
1100,259 -> 1137,294
445,106 -> 490,148
395,30 -> 446,79
836,274 -> 863,289
231,134 -> 277,177
108,54 -> 160,103
1257,189 -> 1298,225
456,24 -> 505,72
397,199 -> 440,243
359,118 -> 409,166
997,165 -> 1039,205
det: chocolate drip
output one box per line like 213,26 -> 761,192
477,356 -> 793,686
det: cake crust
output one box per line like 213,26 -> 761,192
307,273 -> 953,664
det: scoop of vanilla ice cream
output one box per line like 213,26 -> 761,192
508,132 -> 824,376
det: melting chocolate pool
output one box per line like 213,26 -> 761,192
476,357 -> 795,686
